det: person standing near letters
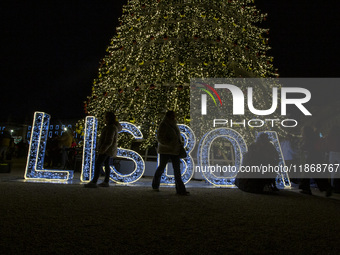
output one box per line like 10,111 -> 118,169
152,110 -> 189,195
235,133 -> 279,193
85,112 -> 122,188
299,126 -> 332,196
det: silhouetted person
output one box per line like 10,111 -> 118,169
17,140 -> 28,158
0,130 -> 12,162
152,111 -> 189,195
281,134 -> 298,184
299,126 -> 332,196
85,112 -> 122,188
235,133 -> 279,193
59,128 -> 73,169
45,136 -> 55,167
325,126 -> 340,192
281,134 -> 297,167
50,135 -> 61,167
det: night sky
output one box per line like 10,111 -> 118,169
1,0 -> 339,123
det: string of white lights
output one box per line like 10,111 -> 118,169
81,116 -> 98,182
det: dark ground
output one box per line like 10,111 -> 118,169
0,158 -> 339,255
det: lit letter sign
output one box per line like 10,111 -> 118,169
81,116 -> 98,182
25,113 -> 290,188
197,128 -> 247,187
110,122 -> 145,184
25,112 -> 74,181
81,120 -> 145,184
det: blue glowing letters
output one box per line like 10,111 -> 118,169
109,122 -> 145,184
25,112 -> 74,181
197,128 -> 248,187
81,120 -> 145,184
26,112 -> 290,188
81,116 -> 98,182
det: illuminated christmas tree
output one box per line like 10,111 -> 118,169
86,0 -> 280,149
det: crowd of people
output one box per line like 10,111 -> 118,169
235,125 -> 340,196
0,130 -> 28,162
45,129 -> 81,170
285,125 -> 340,196
0,126 -> 82,171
